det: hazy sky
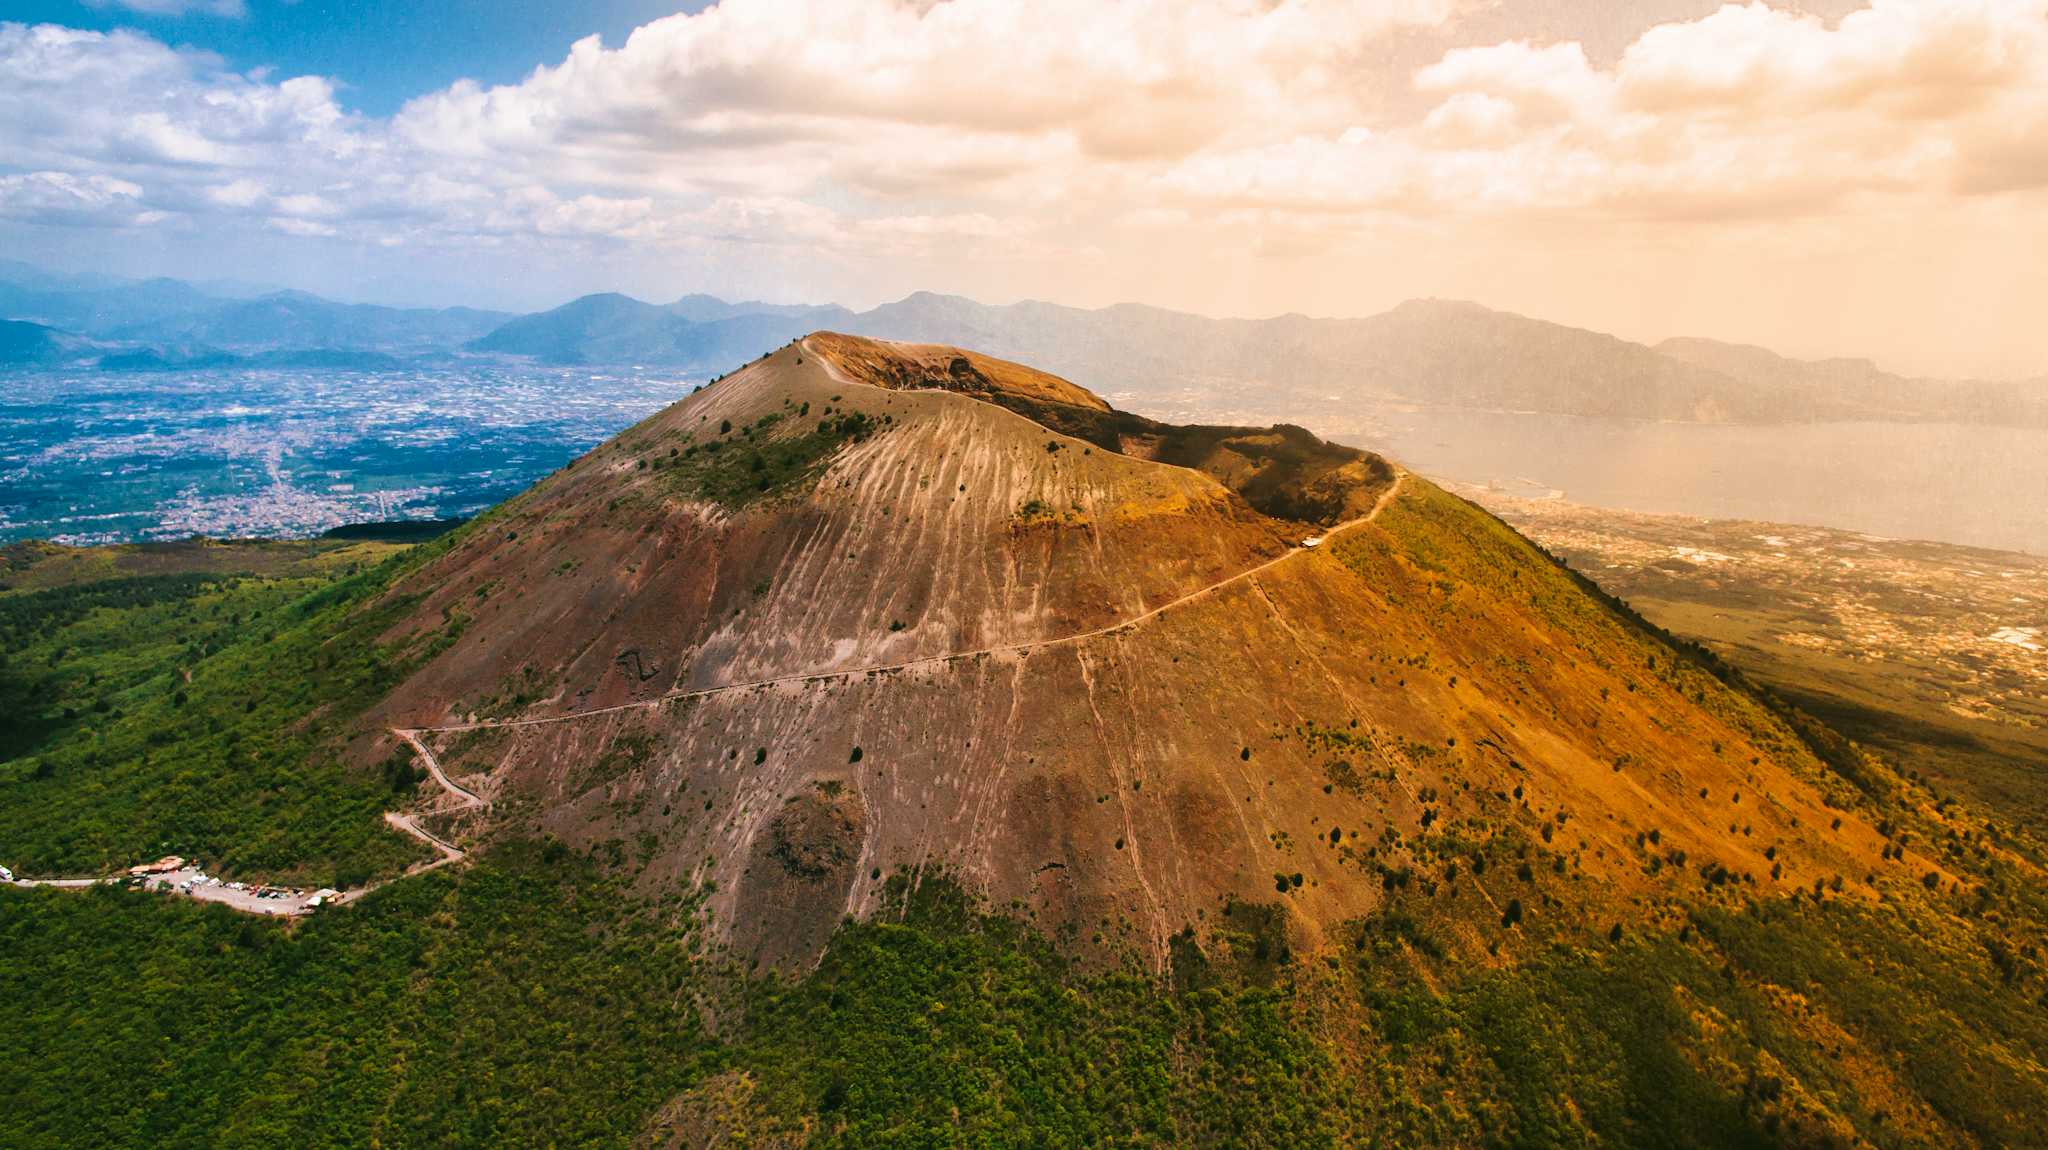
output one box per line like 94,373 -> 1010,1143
3,1 -> 2046,379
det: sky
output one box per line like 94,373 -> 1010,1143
2,0 -> 2046,379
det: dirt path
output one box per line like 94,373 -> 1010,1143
8,725 -> 489,917
386,812 -> 463,863
400,468 -> 1405,739
801,334 -> 858,387
372,458 -> 1400,889
394,727 -> 487,811
342,730 -> 490,896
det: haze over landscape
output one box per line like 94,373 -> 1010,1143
4,3 -> 2048,1148
8,256 -> 2048,552
6,0 -> 2048,378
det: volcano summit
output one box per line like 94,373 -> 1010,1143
361,334 -> 1900,973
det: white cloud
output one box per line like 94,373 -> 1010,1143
205,178 -> 266,207
5,2 -> 2035,251
0,3 -> 2046,373
0,170 -> 155,226
1421,93 -> 1521,148
271,192 -> 339,218
393,0 -> 1455,159
1419,40 -> 1609,121
1163,0 -> 2048,220
0,3 -> 1470,249
86,0 -> 246,18
266,216 -> 336,237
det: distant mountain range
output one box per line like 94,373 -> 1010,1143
469,291 -> 852,366
1652,336 -> 2048,425
109,290 -> 509,353
0,261 -> 507,364
0,319 -> 86,367
479,288 -> 2048,426
2,259 -> 2042,426
840,293 -> 1762,423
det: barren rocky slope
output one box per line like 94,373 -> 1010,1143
360,335 -> 1922,970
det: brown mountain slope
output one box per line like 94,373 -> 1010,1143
358,335 -> 1913,970
801,330 -> 1111,411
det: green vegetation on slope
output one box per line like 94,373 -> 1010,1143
0,571 -> 234,761
648,405 -> 879,507
6,850 -> 2045,1149
0,537 -> 407,594
0,841 -> 712,1150
0,535 -> 471,883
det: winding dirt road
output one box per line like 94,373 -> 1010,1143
8,725 -> 491,916
355,729 -> 493,892
393,727 -> 488,811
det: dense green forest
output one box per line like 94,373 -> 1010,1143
0,538 -> 452,883
6,839 -> 2047,1148
4,539 -> 2048,1147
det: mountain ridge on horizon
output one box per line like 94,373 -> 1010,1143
8,251 -> 2043,381
3,257 -> 2044,426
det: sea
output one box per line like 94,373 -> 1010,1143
1353,408 -> 2048,556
